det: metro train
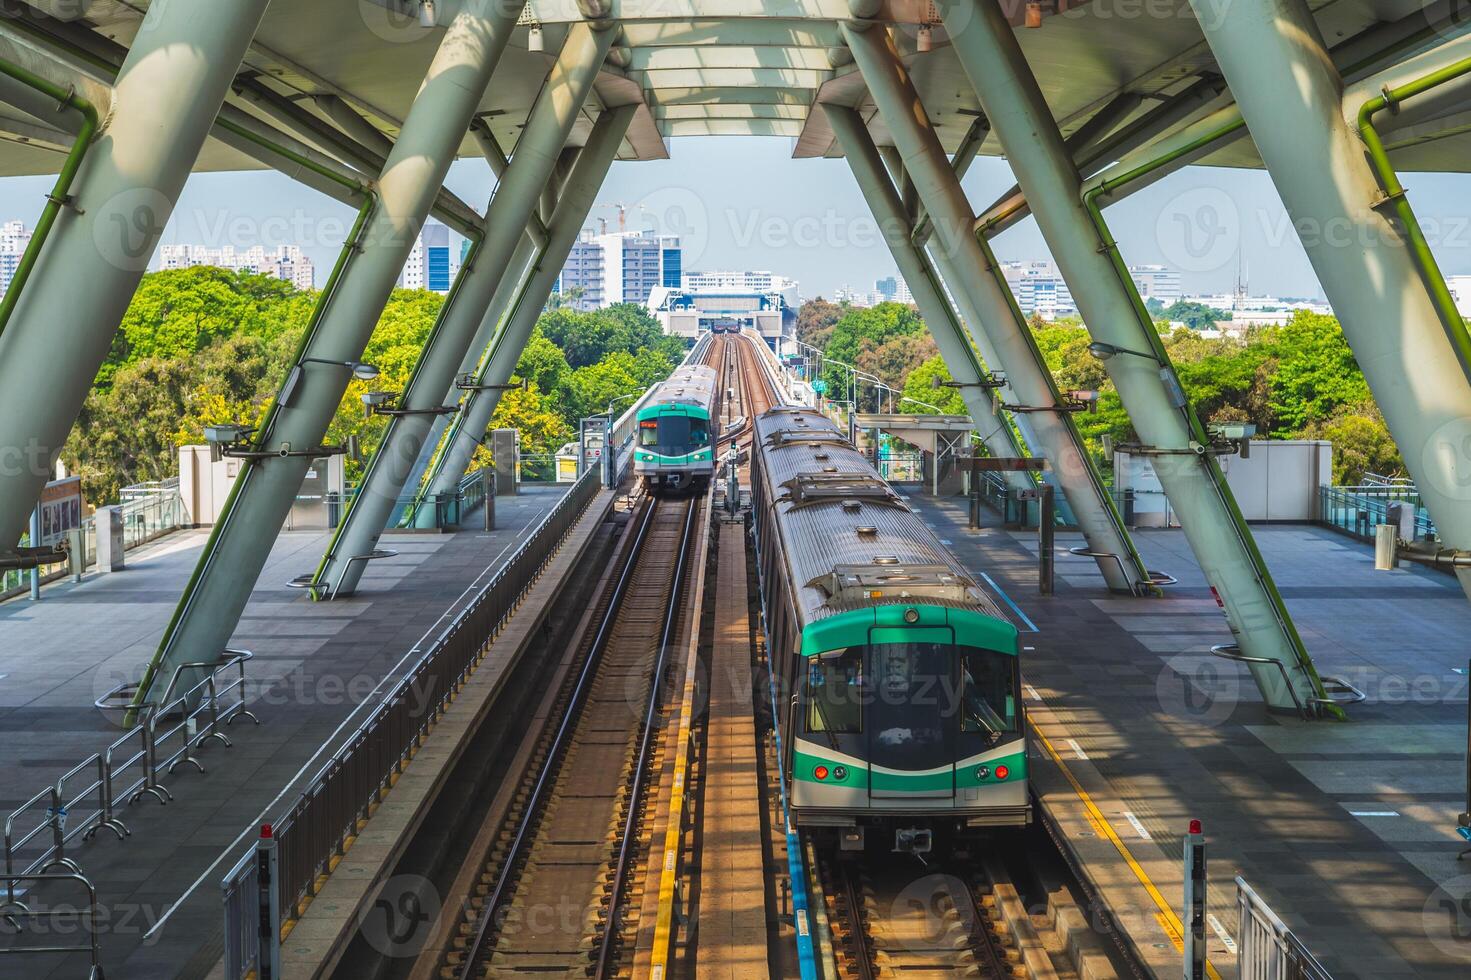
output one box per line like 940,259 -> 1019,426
633,363 -> 718,493
750,406 -> 1028,854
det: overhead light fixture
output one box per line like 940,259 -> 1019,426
418,0 -> 437,28
916,24 -> 933,52
528,24 -> 544,52
1087,341 -> 1156,362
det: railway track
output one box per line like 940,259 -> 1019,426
433,492 -> 703,979
816,846 -> 1124,980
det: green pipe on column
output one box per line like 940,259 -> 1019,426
1357,61 -> 1471,378
316,232 -> 484,569
126,194 -> 378,723
0,59 -> 98,342
1075,133 -> 1339,717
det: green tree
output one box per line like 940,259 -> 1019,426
1162,300 -> 1231,330
1266,311 -> 1370,430
899,356 -> 967,415
796,297 -> 845,347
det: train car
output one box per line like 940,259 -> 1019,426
709,318 -> 741,334
633,364 -> 718,493
750,407 -> 1028,854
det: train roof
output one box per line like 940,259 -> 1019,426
644,364 -> 717,412
752,407 -> 1008,631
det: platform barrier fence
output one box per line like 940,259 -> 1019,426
3,649 -> 254,917
0,871 -> 105,978
1237,875 -> 1334,980
219,465 -> 604,980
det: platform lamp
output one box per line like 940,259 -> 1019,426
277,357 -> 379,409
1088,341 -> 1189,410
417,0 -> 437,28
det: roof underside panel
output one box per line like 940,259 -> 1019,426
0,0 -> 1464,184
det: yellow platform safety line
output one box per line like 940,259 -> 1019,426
1032,723 -> 1222,980
649,508 -> 710,978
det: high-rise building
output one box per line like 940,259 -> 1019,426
555,230 -> 682,310
1129,264 -> 1183,307
400,221 -> 453,293
1000,261 -> 1076,318
157,242 -> 316,289
0,220 -> 32,295
873,275 -> 913,305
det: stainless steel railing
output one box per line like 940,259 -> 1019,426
219,467 -> 605,980
1236,876 -> 1335,980
2,649 -> 258,910
0,870 -> 106,978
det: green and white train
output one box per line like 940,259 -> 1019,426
751,406 -> 1028,854
634,363 -> 717,493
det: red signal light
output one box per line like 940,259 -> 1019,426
1189,819 -> 1202,835
814,765 -> 829,780
995,765 -> 1009,781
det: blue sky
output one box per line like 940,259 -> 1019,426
3,135 -> 1469,300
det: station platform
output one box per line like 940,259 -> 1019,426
905,492 -> 1471,979
0,485 -> 565,978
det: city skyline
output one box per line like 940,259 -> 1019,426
8,135 -> 1455,304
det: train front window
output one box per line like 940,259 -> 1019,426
867,644 -> 950,772
641,415 -> 709,454
806,651 -> 861,733
960,648 -> 1019,741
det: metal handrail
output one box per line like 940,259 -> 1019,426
2,649 -> 260,911
1210,643 -> 1310,718
220,466 -> 607,978
1211,642 -> 1365,719
1237,876 -> 1335,980
0,871 -> 106,979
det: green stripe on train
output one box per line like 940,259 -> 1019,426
792,748 -> 1026,790
636,449 -> 714,464
800,604 -> 1018,657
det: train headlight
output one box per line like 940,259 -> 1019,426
975,765 -> 990,780
903,607 -> 920,624
814,765 -> 830,781
995,765 -> 1010,781
833,765 -> 848,781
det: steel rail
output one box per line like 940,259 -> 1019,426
593,496 -> 700,977
458,494 -> 663,978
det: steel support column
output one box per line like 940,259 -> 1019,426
396,231 -> 541,525
938,0 -> 1326,711
842,21 -> 1147,594
823,104 -> 1030,493
134,0 -> 521,705
1186,0 -> 1471,603
420,108 -> 635,501
0,0 -> 271,556
316,23 -> 613,597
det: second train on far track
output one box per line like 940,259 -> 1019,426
634,362 -> 718,493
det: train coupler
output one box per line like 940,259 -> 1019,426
893,827 -> 933,861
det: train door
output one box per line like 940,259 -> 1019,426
864,639 -> 956,800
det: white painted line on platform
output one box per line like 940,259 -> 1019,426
1208,914 -> 1237,954
1023,683 -> 1042,701
1066,738 -> 1088,760
1122,810 -> 1152,840
1348,810 -> 1401,817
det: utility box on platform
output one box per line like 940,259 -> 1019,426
492,429 -> 519,496
1114,439 -> 1331,526
95,506 -> 124,572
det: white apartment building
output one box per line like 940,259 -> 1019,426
0,219 -> 31,295
1128,264 -> 1182,306
158,243 -> 316,290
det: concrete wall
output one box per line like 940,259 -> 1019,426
178,446 -> 345,527
1114,440 -> 1332,526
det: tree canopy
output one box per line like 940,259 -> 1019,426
63,267 -> 688,503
